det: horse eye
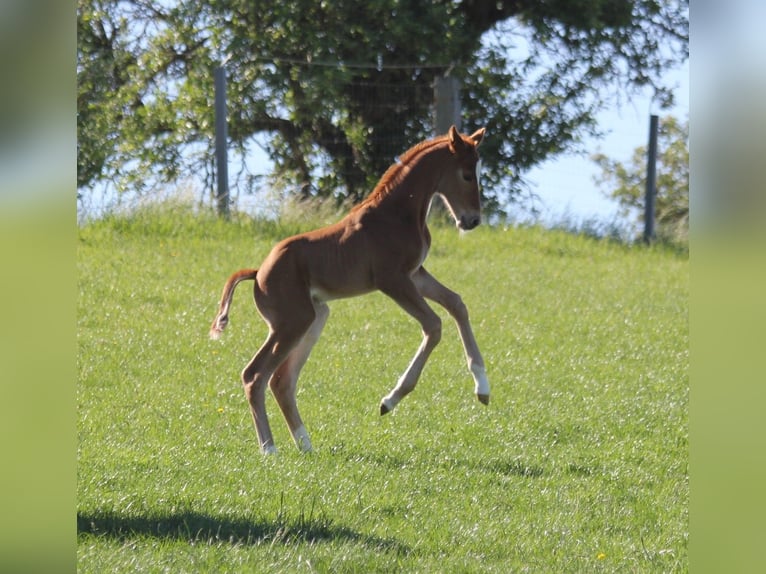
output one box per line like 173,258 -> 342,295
462,172 -> 474,182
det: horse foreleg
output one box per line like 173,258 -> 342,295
379,278 -> 442,415
268,302 -> 329,452
413,267 -> 490,405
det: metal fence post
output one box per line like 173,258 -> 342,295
434,74 -> 461,136
644,114 -> 659,244
214,66 -> 230,219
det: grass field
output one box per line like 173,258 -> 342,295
77,206 -> 688,572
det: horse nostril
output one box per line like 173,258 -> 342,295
460,215 -> 480,230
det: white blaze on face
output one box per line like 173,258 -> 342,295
475,159 -> 482,191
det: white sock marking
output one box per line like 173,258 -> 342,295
471,363 -> 490,396
380,395 -> 398,413
292,425 -> 313,452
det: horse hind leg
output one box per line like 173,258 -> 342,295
241,332 -> 283,454
242,309 -> 316,455
268,302 -> 330,453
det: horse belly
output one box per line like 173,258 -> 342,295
309,270 -> 376,301
414,243 -> 429,271
309,285 -> 335,303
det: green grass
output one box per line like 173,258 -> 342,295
78,205 -> 688,572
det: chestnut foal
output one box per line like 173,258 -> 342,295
210,126 -> 490,454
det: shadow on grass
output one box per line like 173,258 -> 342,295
77,510 -> 409,555
342,448 -> 545,479
480,458 -> 546,478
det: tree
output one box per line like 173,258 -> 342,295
593,116 -> 689,244
77,0 -> 688,213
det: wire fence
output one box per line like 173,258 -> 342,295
79,62 -> 458,223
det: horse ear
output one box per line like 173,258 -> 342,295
469,127 -> 486,148
448,125 -> 465,153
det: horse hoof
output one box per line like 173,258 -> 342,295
380,403 -> 390,416
476,393 -> 490,406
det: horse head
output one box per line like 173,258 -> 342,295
438,125 -> 486,230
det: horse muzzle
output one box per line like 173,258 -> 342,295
458,213 -> 481,230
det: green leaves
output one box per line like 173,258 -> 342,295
593,116 -> 689,245
77,0 -> 688,215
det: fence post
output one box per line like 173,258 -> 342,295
431,74 -> 461,218
644,114 -> 659,244
214,66 -> 230,219
434,74 -> 461,136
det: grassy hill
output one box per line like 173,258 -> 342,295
77,206 -> 688,572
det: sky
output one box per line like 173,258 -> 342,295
523,59 -> 689,227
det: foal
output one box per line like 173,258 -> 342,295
210,125 -> 490,454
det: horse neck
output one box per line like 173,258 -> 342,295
373,144 -> 449,225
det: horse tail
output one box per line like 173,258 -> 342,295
209,268 -> 258,340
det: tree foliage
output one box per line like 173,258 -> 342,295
593,115 -> 689,244
77,0 -> 688,213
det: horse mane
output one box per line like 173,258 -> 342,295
354,135 -> 451,209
